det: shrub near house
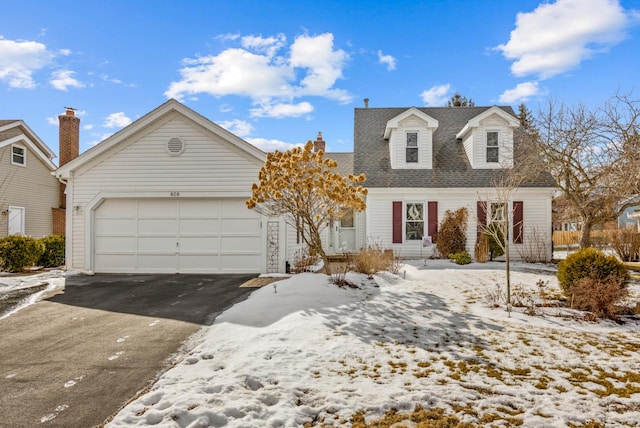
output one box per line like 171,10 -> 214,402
0,235 -> 65,272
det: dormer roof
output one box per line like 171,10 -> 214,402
383,107 -> 439,139
455,106 -> 520,140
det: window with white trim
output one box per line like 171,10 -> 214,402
405,202 -> 424,240
11,145 -> 25,166
405,132 -> 418,163
486,131 -> 499,163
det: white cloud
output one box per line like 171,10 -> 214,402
59,49 -> 71,56
46,116 -> 57,125
50,69 -> 84,91
245,137 -> 303,153
0,36 -> 54,88
165,32 -> 352,111
250,102 -> 314,118
498,81 -> 542,103
165,48 -> 294,100
83,124 -> 94,130
377,50 -> 396,71
497,0 -> 633,79
241,34 -> 286,58
219,119 -> 253,137
420,84 -> 451,106
103,112 -> 132,128
87,133 -> 114,147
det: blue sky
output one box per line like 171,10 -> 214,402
1,0 -> 639,160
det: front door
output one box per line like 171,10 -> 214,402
336,209 -> 356,252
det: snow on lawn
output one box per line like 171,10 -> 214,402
107,261 -> 640,428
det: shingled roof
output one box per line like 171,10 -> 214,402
354,106 -> 555,188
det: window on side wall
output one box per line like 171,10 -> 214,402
406,132 -> 418,163
486,131 -> 499,163
406,202 -> 424,240
11,145 -> 25,166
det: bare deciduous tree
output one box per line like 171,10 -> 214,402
529,94 -> 640,248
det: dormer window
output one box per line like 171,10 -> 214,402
406,132 -> 418,163
11,145 -> 25,166
486,131 -> 499,163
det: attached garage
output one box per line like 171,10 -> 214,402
56,99 -> 287,274
94,198 -> 262,273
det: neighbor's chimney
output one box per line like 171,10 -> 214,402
58,107 -> 80,209
364,98 -> 369,108
313,132 -> 326,153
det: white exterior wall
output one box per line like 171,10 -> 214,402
388,116 -> 433,169
67,112 -> 276,272
365,187 -> 554,260
463,135 -> 474,168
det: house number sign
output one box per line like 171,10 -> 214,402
170,192 -> 180,197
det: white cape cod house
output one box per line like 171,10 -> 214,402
56,100 -> 555,275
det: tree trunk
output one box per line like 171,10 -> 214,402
579,220 -> 593,248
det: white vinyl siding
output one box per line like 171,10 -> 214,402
365,188 -> 553,260
67,113 -> 270,272
0,144 -> 58,238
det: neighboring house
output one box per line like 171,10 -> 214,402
55,100 -> 290,274
353,105 -> 557,260
0,119 -> 59,238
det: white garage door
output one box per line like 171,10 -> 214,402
93,198 -> 263,273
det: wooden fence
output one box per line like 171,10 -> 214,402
552,230 -> 615,246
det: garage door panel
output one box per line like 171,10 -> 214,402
138,254 -> 177,272
95,236 -> 136,253
179,255 -> 220,271
179,236 -> 219,252
179,199 -> 219,217
95,218 -> 137,235
138,236 -> 177,252
138,219 -> 178,234
221,235 -> 261,251
138,199 -> 177,217
95,254 -> 137,272
179,218 -> 219,234
220,199 -> 253,216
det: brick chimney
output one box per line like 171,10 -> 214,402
364,98 -> 369,108
53,108 -> 80,235
313,131 -> 326,153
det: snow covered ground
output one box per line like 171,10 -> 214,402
103,261 -> 640,428
0,269 -> 65,320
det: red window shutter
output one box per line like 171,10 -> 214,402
392,201 -> 402,243
477,201 -> 487,239
513,201 -> 524,244
428,201 -> 438,242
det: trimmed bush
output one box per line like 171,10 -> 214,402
448,251 -> 472,265
0,235 -> 45,272
436,208 -> 468,258
38,235 -> 65,268
557,247 -> 630,295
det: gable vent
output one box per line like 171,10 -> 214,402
167,137 -> 185,156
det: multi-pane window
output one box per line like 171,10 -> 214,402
405,202 -> 424,240
406,132 -> 418,163
11,145 -> 25,166
491,202 -> 506,223
340,208 -> 354,228
486,131 -> 499,163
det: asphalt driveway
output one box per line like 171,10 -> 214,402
0,273 -> 255,427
